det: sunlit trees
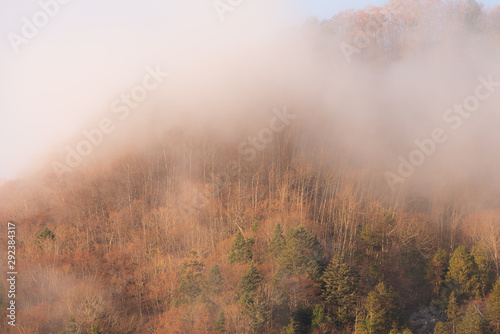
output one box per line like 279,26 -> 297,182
447,246 -> 480,299
456,303 -> 482,334
365,282 -> 397,334
484,279 -> 500,333
228,231 -> 253,264
277,226 -> 325,280
471,243 -> 496,297
237,263 -> 270,331
310,304 -> 333,333
322,256 -> 361,324
237,263 -> 263,305
438,291 -> 461,333
433,321 -> 452,334
281,318 -> 299,334
427,249 -> 448,296
268,222 -> 285,257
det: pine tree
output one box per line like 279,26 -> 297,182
228,231 -> 252,264
471,243 -> 495,297
277,225 -> 324,280
251,221 -> 259,233
281,318 -> 298,334
38,226 -> 55,239
36,226 -> 56,248
214,310 -> 225,332
456,303 -> 482,334
445,291 -> 461,333
205,263 -> 224,294
178,251 -> 205,302
237,263 -> 269,331
237,263 -> 263,305
246,297 -> 271,332
59,316 -> 81,334
433,321 -> 452,334
484,278 -> 500,333
366,282 -> 397,334
427,249 -> 448,296
267,222 -> 285,257
311,304 -> 333,332
322,256 -> 361,323
447,246 -> 480,298
355,310 -> 370,334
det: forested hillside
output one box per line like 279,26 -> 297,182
1,0 -> 500,333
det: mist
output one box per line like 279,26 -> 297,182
6,0 -> 497,205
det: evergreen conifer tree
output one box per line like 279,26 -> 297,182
484,278 -> 500,333
322,256 -> 361,323
268,222 -> 285,257
228,231 -> 252,264
366,282 -> 397,334
447,246 -> 480,298
205,263 -> 224,294
278,225 -> 324,280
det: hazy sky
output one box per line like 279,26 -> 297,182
0,0 -> 499,180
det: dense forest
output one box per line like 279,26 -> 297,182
1,0 -> 500,333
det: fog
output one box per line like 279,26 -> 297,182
2,0 -> 500,202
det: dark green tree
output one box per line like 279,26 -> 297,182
281,318 -> 298,334
246,297 -> 271,332
311,304 -> 333,332
484,278 -> 500,333
355,311 -> 370,334
237,263 -> 269,331
205,263 -> 224,294
237,263 -> 263,305
445,291 -> 461,333
38,226 -> 55,239
178,251 -> 205,303
322,256 -> 361,324
228,231 -> 252,264
214,310 -> 225,332
36,226 -> 56,248
456,303 -> 482,334
277,226 -> 324,280
267,222 -> 285,257
427,249 -> 448,296
433,321 -> 452,334
251,221 -> 259,233
365,282 -> 397,334
471,243 -> 496,297
447,246 -> 479,298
